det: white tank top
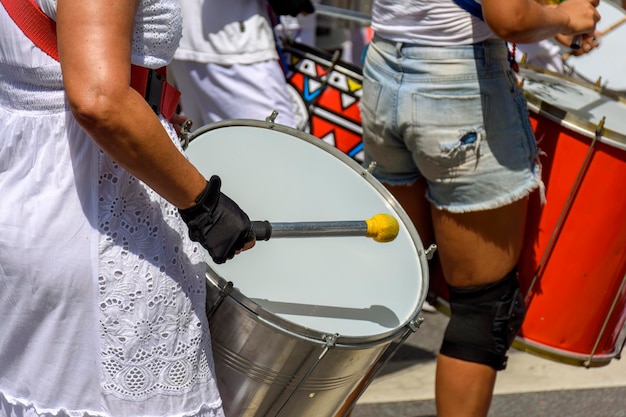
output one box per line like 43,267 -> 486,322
371,0 -> 497,46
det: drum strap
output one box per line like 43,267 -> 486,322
0,0 -> 181,120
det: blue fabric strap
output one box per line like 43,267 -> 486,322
453,0 -> 484,20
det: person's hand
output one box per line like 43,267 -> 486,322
170,112 -> 190,138
557,0 -> 601,36
268,0 -> 315,17
179,176 -> 256,264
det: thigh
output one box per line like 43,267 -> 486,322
432,196 -> 529,287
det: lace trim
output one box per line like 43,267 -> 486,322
98,149 -> 212,400
0,392 -> 223,417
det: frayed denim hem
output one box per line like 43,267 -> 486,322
427,166 -> 545,214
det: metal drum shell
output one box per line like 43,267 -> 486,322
185,119 -> 429,417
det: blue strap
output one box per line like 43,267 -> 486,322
453,0 -> 484,20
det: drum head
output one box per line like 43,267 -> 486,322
565,0 -> 626,91
186,120 -> 428,343
519,66 -> 626,150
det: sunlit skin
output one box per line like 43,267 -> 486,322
382,1 -> 600,415
56,0 -> 255,252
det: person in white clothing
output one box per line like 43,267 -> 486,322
169,0 -> 314,130
0,0 -> 255,416
360,0 -> 599,416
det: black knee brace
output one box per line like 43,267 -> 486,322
440,268 -> 526,370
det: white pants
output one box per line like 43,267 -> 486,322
168,59 -> 297,129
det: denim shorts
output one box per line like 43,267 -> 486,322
360,35 -> 543,213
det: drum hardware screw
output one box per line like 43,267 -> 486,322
595,116 -> 606,137
409,317 -> 425,333
595,77 -> 603,88
421,243 -> 438,260
265,110 -> 279,125
365,161 -> 377,174
323,333 -> 339,348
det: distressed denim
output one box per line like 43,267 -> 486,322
361,35 -> 543,213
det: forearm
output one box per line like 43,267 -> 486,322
57,0 -> 205,209
482,0 -> 598,44
73,88 -> 206,209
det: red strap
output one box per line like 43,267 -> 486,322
1,0 -> 59,60
1,0 -> 180,120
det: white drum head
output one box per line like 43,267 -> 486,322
519,66 -> 626,150
565,1 -> 626,91
186,120 -> 428,341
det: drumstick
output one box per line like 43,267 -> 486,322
562,17 -> 626,61
252,213 -> 400,243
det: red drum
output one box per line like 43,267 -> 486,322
515,66 -> 626,367
283,41 -> 365,162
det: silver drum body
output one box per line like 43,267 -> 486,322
185,119 -> 429,417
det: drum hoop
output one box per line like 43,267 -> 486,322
520,65 -> 626,152
191,118 -> 430,346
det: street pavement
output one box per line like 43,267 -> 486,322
350,309 -> 626,417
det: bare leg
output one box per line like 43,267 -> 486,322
385,180 -> 435,253
432,198 -> 529,417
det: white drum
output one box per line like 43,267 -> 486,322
565,0 -> 626,92
184,119 -> 430,417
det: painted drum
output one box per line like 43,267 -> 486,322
515,66 -> 626,367
283,41 -> 366,162
184,119 -> 430,417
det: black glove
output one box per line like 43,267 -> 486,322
179,176 -> 254,264
267,0 -> 315,17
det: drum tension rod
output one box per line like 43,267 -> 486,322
421,243 -> 438,261
265,110 -> 279,126
205,280 -> 234,319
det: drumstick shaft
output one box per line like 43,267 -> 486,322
600,16 -> 626,37
563,17 -> 626,60
253,220 -> 367,239
252,213 -> 399,243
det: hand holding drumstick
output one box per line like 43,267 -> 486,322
562,16 -> 626,60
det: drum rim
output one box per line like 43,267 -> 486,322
189,118 -> 430,346
519,65 -> 626,152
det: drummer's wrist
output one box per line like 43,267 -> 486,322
178,175 -> 209,210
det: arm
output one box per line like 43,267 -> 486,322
481,0 -> 600,44
56,0 -> 205,210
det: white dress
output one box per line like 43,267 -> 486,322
0,1 -> 225,416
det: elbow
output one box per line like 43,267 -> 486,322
486,20 -> 529,43
484,10 -> 538,44
67,86 -> 123,133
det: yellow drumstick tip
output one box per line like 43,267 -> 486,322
365,213 -> 400,243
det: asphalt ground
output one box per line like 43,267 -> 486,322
349,310 -> 626,417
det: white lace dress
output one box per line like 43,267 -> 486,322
0,1 -> 225,416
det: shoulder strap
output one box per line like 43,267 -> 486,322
0,0 -> 59,61
453,0 -> 484,20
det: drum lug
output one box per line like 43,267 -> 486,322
206,280 -> 234,319
265,110 -> 279,125
408,316 -> 425,333
323,333 -> 339,348
179,118 -> 193,150
420,243 -> 438,261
